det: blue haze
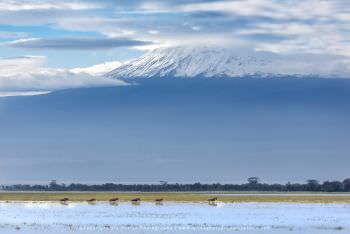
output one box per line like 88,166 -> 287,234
0,78 -> 349,184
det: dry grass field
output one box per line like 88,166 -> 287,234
0,192 -> 350,203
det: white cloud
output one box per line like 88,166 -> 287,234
191,26 -> 201,31
0,56 -> 125,93
52,1 -> 350,59
0,0 -> 350,77
148,30 -> 159,35
0,0 -> 102,11
180,0 -> 335,20
261,53 -> 350,77
0,31 -> 27,39
6,37 -> 151,50
0,56 -> 46,77
70,61 -> 124,76
0,91 -> 50,97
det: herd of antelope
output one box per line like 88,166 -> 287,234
59,197 -> 219,205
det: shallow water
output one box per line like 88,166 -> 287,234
0,202 -> 349,233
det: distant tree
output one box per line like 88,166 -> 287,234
285,182 -> 293,191
247,177 -> 260,185
193,182 -> 202,191
343,178 -> 350,192
322,181 -> 343,192
49,180 -> 57,190
49,180 -> 64,191
306,179 -> 320,191
49,180 -> 57,186
1,178 -> 348,192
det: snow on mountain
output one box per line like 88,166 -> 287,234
106,45 -> 350,79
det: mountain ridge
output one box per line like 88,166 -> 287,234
106,45 -> 350,79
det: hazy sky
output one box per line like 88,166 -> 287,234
1,0 -> 350,91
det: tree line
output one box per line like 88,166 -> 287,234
1,177 -> 350,192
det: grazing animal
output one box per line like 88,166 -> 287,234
155,198 -> 164,205
131,198 -> 141,203
87,198 -> 97,203
208,197 -> 218,204
109,198 -> 119,202
59,198 -> 69,205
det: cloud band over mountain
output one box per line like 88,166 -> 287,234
0,56 -> 125,93
7,37 -> 151,50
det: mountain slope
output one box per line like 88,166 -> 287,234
1,78 -> 350,182
106,46 -> 350,79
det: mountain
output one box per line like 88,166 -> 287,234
106,45 -> 350,79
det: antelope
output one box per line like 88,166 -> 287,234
59,198 -> 69,205
109,198 -> 119,202
155,198 -> 164,205
131,198 -> 141,204
208,197 -> 218,205
87,198 -> 97,204
59,198 -> 69,202
109,198 -> 119,205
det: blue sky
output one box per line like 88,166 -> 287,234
0,0 -> 350,92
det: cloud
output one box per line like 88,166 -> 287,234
70,61 -> 124,76
1,0 -> 350,72
0,56 -> 46,77
0,0 -> 103,11
0,56 -> 125,93
38,0 -> 350,57
0,91 -> 50,97
0,31 -> 28,39
259,52 -> 350,77
6,37 -> 152,50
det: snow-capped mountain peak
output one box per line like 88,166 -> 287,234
106,45 -> 350,79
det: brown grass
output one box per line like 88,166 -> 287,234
0,192 -> 350,203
